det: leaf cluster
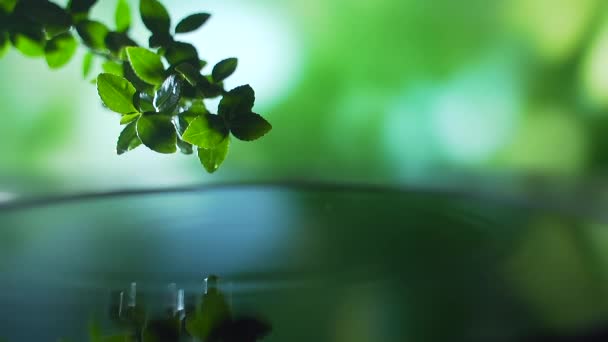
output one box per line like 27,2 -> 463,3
0,0 -> 271,173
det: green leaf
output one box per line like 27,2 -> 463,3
230,113 -> 272,141
175,62 -> 201,86
123,61 -> 152,92
120,112 -> 140,125
102,60 -> 124,76
126,46 -> 165,85
196,136 -> 229,173
97,73 -> 138,114
68,0 -> 97,14
44,32 -> 77,69
218,85 -> 254,121
10,32 -> 45,57
136,112 -> 177,154
76,20 -> 109,50
139,0 -> 170,35
115,0 -> 131,32
175,13 -> 210,34
82,51 -> 94,77
117,120 -> 141,154
0,31 -> 9,58
175,110 -> 198,135
164,41 -> 198,67
182,114 -> 228,149
153,74 -> 181,114
212,58 -> 237,83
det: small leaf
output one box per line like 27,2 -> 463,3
97,73 -> 138,114
230,113 -> 272,141
136,112 -> 177,154
0,31 -> 8,58
218,85 -> 255,121
182,114 -> 228,149
153,74 -> 181,114
102,60 -> 124,76
164,41 -> 198,67
175,13 -> 210,34
68,0 -> 97,14
44,32 -> 77,69
76,20 -> 110,50
82,51 -> 94,77
115,0 -> 131,32
10,32 -> 45,57
175,62 -> 200,86
117,120 -> 141,154
212,58 -> 237,83
139,0 -> 170,35
197,136 -> 229,173
199,60 -> 207,69
126,46 -> 165,85
120,112 -> 140,125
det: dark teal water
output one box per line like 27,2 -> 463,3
0,183 -> 607,341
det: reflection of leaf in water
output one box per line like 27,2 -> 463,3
186,286 -> 231,340
208,316 -> 272,342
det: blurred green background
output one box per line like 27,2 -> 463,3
2,0 -> 608,196
4,1 -> 608,340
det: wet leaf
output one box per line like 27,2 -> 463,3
136,112 -> 177,153
196,136 -> 229,173
97,73 -> 138,114
212,57 -> 237,83
140,0 -> 170,35
126,46 -> 165,85
115,0 -> 131,32
182,114 -> 228,149
133,91 -> 155,112
175,13 -> 210,34
117,120 -> 141,154
230,113 -> 272,141
218,84 -> 254,121
44,32 -> 77,69
153,74 -> 181,114
76,20 -> 109,50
